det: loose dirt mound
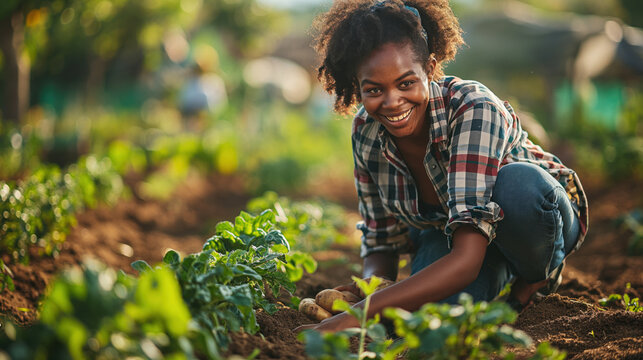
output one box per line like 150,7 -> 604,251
1,174 -> 642,359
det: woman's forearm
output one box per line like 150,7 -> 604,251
365,225 -> 488,315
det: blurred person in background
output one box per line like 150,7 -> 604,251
179,47 -> 227,131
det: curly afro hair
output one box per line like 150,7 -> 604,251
313,0 -> 464,113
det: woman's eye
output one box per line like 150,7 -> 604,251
400,80 -> 415,88
365,88 -> 381,95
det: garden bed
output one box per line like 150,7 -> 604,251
1,174 -> 641,359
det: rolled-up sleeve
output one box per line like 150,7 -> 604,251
444,99 -> 511,245
353,132 -> 409,258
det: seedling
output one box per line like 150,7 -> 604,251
599,283 -> 642,312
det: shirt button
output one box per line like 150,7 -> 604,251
431,164 -> 437,169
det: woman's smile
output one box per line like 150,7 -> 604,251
383,106 -> 415,123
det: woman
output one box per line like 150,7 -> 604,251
296,0 -> 588,333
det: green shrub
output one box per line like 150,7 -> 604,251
247,191 -> 347,252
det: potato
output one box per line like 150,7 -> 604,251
299,298 -> 332,322
316,289 -> 362,313
315,289 -> 346,313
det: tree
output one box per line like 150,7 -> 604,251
0,0 -> 55,124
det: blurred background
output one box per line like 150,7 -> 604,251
1,0 -> 642,198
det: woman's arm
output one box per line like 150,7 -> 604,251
295,225 -> 488,333
363,251 -> 399,281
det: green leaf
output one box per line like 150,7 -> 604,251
131,260 -> 152,273
366,323 -> 387,342
352,276 -> 382,297
231,264 -> 262,281
163,249 -> 181,266
217,284 -> 253,307
215,221 -> 235,235
332,299 -> 351,313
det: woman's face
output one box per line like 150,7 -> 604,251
357,42 -> 435,141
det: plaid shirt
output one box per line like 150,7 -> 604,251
353,76 -> 588,257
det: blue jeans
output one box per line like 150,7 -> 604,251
410,162 -> 581,304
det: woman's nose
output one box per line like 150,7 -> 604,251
382,90 -> 403,108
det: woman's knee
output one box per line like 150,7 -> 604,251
493,162 -> 563,209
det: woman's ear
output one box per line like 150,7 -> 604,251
426,56 -> 437,81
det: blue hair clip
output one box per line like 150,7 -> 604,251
404,5 -> 429,43
369,2 -> 428,45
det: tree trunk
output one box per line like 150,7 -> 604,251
0,11 -> 30,125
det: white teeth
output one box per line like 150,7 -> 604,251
385,107 -> 413,122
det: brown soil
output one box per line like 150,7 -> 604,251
1,174 -> 642,359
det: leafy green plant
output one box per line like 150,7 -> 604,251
0,156 -> 124,291
136,210 -> 317,358
0,260 -> 194,359
301,283 -> 565,360
599,283 -> 642,312
0,156 -> 123,268
1,209 -> 317,359
383,294 -> 533,360
247,191 -> 347,252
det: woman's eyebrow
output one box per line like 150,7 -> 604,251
360,70 -> 417,87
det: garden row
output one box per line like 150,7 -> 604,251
1,206 -> 573,360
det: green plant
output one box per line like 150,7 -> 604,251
1,209 -> 317,359
599,283 -> 642,312
384,293 -> 533,360
0,260 -> 194,360
301,286 -> 565,360
137,210 -> 317,358
0,156 -> 123,268
246,191 -> 347,252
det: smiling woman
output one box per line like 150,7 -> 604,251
357,42 -> 434,140
296,0 -> 590,334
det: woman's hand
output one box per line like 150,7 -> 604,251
294,311 -> 360,333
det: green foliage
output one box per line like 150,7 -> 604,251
0,155 -> 123,273
1,209 -> 318,359
615,209 -> 643,256
242,111 -> 353,195
559,91 -> 643,183
156,209 -> 317,357
247,191 -> 347,252
384,294 -> 533,360
0,260 -> 194,359
529,342 -> 567,360
0,122 -> 42,179
301,290 -> 566,360
599,283 -> 642,312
